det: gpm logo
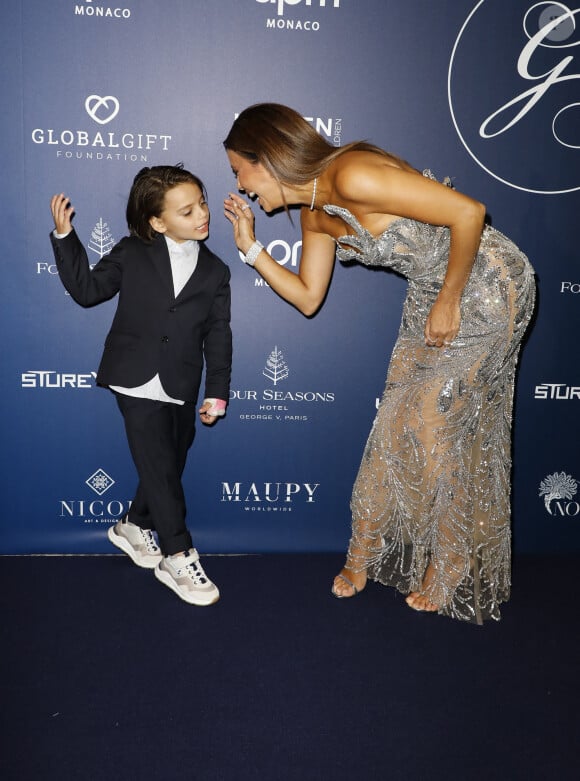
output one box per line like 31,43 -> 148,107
257,0 -> 340,16
74,1 -> 132,19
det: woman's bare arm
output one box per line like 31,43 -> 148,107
335,158 -> 486,344
224,193 -> 337,316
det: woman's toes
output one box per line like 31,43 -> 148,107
406,592 -> 439,612
332,569 -> 366,598
332,577 -> 345,596
333,576 -> 353,597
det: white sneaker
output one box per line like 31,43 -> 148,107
154,549 -> 220,606
107,518 -> 162,569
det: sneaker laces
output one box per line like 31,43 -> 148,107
139,528 -> 160,554
172,552 -> 210,586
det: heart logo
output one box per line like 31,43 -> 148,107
85,95 -> 120,125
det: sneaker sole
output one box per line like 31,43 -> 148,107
154,566 -> 220,606
107,525 -> 161,570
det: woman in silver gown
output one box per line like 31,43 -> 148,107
224,103 -> 536,623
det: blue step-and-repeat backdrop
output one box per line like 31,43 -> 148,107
1,1 -> 579,554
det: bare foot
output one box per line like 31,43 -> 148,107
331,567 -> 367,598
405,592 -> 439,612
405,562 -> 440,612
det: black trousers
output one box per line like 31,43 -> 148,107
114,393 -> 196,556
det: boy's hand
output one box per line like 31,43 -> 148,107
50,193 -> 75,235
199,398 -> 226,426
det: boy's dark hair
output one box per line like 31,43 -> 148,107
126,164 -> 206,243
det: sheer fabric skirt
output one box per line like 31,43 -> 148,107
347,245 -> 536,623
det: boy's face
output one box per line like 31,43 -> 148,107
149,182 -> 209,243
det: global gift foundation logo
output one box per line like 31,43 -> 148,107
539,471 -> 579,516
31,94 -> 173,163
449,2 -> 580,193
85,95 -> 119,125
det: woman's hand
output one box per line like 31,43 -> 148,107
424,294 -> 460,348
223,193 -> 256,256
50,193 -> 75,235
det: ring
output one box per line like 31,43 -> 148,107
241,204 -> 251,211
443,340 -> 451,346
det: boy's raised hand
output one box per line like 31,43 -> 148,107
50,193 -> 75,235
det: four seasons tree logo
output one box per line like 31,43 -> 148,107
89,218 -> 115,258
263,346 -> 289,385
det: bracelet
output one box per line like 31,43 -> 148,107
243,240 -> 264,267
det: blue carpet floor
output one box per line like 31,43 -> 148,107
1,554 -> 578,780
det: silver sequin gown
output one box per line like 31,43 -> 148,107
324,172 -> 536,624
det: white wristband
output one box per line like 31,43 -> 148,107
243,240 -> 264,267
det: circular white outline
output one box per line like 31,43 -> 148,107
448,0 -> 580,194
552,101 -> 580,146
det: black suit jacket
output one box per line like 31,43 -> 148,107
50,229 -> 232,403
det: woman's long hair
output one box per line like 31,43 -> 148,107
223,103 -> 392,190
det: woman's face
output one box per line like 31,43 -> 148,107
227,150 -> 283,212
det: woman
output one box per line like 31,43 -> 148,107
223,103 -> 535,623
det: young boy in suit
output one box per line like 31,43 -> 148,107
50,165 -> 232,606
